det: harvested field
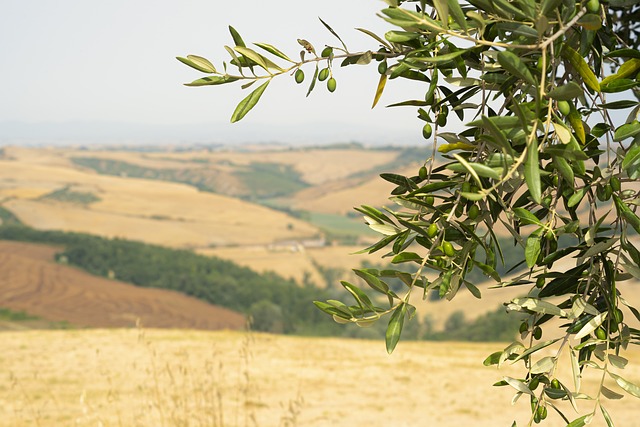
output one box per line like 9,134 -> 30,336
0,159 -> 320,247
0,241 -> 245,330
289,166 -> 416,214
2,329 -> 639,427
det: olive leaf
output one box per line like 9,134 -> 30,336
386,303 -> 406,354
230,80 -> 270,123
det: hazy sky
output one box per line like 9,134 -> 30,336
0,0 -> 425,145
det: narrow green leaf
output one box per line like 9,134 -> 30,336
354,269 -> 391,295
601,58 -> 640,85
230,80 -> 270,123
577,13 -> 603,30
609,354 -> 629,369
601,386 -> 625,400
553,157 -> 574,184
547,82 -> 583,100
480,115 -> 514,155
228,26 -> 246,47
184,75 -> 239,87
530,356 -> 555,374
601,79 -> 640,93
512,297 -> 567,317
342,281 -> 375,311
451,153 -> 483,187
570,349 -> 581,391
497,51 -> 536,85
613,194 -> 640,234
567,187 -> 587,208
391,252 -> 423,264
306,64 -> 319,97
433,0 -> 450,28
598,100 -> 639,109
386,303 -> 406,354
414,49 -> 467,63
574,312 -> 607,340
254,42 -> 294,62
235,46 -> 282,71
614,121 -> 640,142
446,161 -> 501,180
503,376 -> 534,396
372,74 -> 388,108
567,414 -> 591,427
319,17 -> 348,51
600,404 -> 615,427
609,373 -> 640,398
176,55 -> 217,73
465,281 -> 482,298
355,27 -> 393,50
513,207 -> 542,225
446,0 -> 468,30
524,138 -> 541,203
562,46 -> 600,92
483,351 -> 502,366
512,339 -> 561,363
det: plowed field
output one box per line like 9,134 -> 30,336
0,241 -> 245,330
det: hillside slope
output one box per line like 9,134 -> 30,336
0,241 -> 245,330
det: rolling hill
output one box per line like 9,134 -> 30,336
0,241 -> 245,330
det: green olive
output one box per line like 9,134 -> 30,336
318,68 -> 330,81
595,327 -> 607,340
610,176 -> 621,192
519,321 -> 529,334
604,184 -> 613,200
378,61 -> 388,75
557,100 -> 571,116
419,166 -> 428,180
586,0 -> 600,13
534,326 -> 542,340
427,223 -> 438,238
327,77 -> 337,92
530,377 -> 540,390
443,241 -> 456,257
321,46 -> 333,58
537,405 -> 547,421
437,113 -> 447,127
614,308 -> 624,324
295,69 -> 305,84
468,204 -> 480,220
425,195 -> 435,206
422,123 -> 433,139
551,378 -> 561,389
536,277 -> 545,288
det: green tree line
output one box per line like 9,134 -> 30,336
0,225 -> 339,335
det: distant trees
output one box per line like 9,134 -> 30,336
180,0 -> 640,424
0,225 -> 339,335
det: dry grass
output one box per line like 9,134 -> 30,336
2,329 -> 639,427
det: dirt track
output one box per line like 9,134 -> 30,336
0,241 -> 245,330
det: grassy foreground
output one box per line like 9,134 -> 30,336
2,329 -> 639,427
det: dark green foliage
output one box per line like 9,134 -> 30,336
72,157 -> 220,193
0,307 -> 38,321
249,300 -> 284,333
0,206 -> 22,225
0,225 -> 340,335
39,186 -> 101,205
234,162 -> 309,199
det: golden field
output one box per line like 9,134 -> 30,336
0,145 -> 423,287
2,329 -> 639,427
